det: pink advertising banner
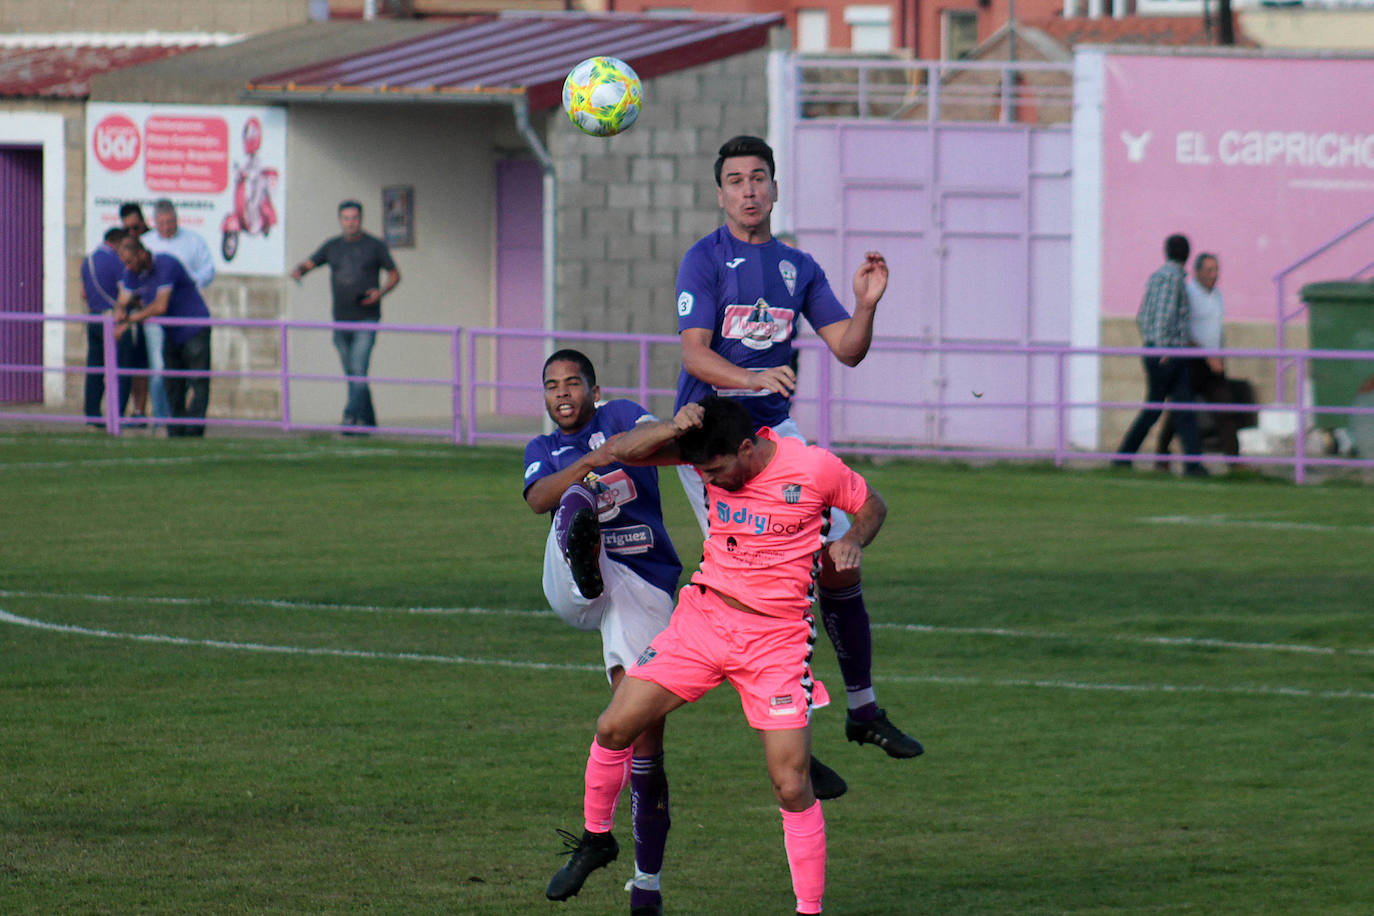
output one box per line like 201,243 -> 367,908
1101,54 -> 1374,324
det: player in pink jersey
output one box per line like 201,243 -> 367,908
545,396 -> 887,916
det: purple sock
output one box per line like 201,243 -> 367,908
819,582 -> 878,719
553,484 -> 596,555
629,752 -> 670,907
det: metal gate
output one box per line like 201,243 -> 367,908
780,58 -> 1073,450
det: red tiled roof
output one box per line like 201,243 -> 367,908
246,12 -> 783,110
1028,15 -> 1258,49
0,43 -> 208,99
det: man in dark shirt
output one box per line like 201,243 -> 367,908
291,200 -> 401,431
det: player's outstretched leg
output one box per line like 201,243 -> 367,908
627,751 -> 670,915
555,484 -> 603,599
818,578 -> 924,759
781,800 -> 826,916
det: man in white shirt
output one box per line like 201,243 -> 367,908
1157,253 -> 1243,464
139,199 -> 215,426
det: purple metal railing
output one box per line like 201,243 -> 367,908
3,311 -> 1374,484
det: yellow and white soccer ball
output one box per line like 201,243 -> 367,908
562,56 -> 642,138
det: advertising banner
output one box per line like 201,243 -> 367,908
86,103 -> 286,276
1101,55 -> 1374,323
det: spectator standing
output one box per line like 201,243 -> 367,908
291,200 -> 401,432
1156,252 -> 1243,467
81,227 -> 137,428
115,237 -> 212,437
1114,233 -> 1208,477
141,199 -> 215,428
118,203 -> 153,425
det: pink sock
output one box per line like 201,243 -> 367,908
584,737 -> 633,833
781,800 -> 826,914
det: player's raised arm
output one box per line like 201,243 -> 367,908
611,403 -> 704,466
524,434 -> 621,515
814,251 -> 888,367
827,488 -> 887,572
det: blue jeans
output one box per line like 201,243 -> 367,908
332,327 -> 376,426
142,322 -> 172,420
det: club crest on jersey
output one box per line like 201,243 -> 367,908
722,300 -> 795,351
588,431 -> 606,449
779,260 -> 797,296
782,483 -> 802,504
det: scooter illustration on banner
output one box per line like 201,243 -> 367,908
220,117 -> 278,262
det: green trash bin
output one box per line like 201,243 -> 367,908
1299,281 -> 1374,430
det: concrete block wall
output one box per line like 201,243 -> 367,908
548,48 -> 771,395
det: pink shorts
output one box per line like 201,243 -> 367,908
628,584 -> 830,731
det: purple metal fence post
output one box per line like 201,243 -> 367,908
816,347 -> 833,450
1054,348 -> 1066,468
638,339 -> 650,407
451,328 -> 463,446
1294,353 -> 1308,485
102,312 -> 121,436
464,331 -> 477,446
279,323 -> 292,431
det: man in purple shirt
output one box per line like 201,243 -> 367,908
673,136 -> 921,786
115,236 -> 212,437
81,227 -> 136,428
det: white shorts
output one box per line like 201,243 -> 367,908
675,416 -> 852,542
542,525 -> 674,683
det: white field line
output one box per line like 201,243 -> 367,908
2,608 -> 1367,700
870,621 -> 1374,658
0,609 -> 597,673
2,595 -> 1371,701
1143,514 -> 1374,534
4,588 -> 1368,657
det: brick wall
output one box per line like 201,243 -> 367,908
547,48 -> 772,394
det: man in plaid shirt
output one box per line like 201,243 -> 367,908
1114,233 -> 1208,477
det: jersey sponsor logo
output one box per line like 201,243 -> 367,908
782,483 -> 802,504
551,446 -> 574,456
725,257 -> 746,268
524,460 -> 541,480
590,468 -> 638,523
714,499 -> 804,535
779,260 -> 797,296
722,300 -> 795,351
635,645 -> 657,667
602,523 -> 654,555
677,290 -> 694,317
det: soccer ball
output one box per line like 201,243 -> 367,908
562,56 -> 642,138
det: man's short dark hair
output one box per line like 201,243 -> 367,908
153,198 -> 176,215
714,135 -> 775,187
678,396 -> 758,465
1194,252 -> 1218,272
543,348 -> 596,388
338,199 -> 363,216
1165,234 -> 1190,264
103,227 -> 127,244
118,202 -> 144,221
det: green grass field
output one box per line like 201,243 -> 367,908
2,431 -> 1371,915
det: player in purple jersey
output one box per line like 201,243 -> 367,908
674,135 -> 923,768
524,350 -> 678,916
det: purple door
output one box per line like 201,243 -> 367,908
494,159 -> 544,416
0,146 -> 43,403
